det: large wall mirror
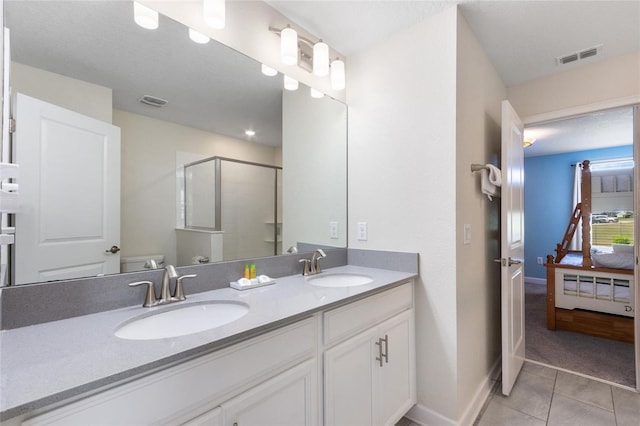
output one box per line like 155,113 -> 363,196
2,1 -> 347,286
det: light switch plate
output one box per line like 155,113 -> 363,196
463,224 -> 471,244
357,222 -> 368,241
329,221 -> 338,239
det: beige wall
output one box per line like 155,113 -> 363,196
115,109 -> 278,265
347,6 -> 459,421
10,62 -> 112,123
455,10 -> 505,423
508,50 -> 640,119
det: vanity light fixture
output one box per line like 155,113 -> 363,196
261,64 -> 278,76
313,40 -> 329,76
330,58 -> 345,91
270,25 -> 345,91
203,0 -> 225,29
133,2 -> 158,30
280,25 -> 298,66
188,28 -> 210,44
310,87 -> 324,99
284,75 -> 299,91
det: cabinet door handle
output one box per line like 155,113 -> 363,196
375,338 -> 384,367
381,334 -> 389,364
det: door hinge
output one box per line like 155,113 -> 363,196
8,118 -> 15,133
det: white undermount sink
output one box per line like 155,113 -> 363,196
307,273 -> 373,288
114,301 -> 249,340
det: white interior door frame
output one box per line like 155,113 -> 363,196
523,97 -> 639,392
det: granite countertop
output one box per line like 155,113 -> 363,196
0,265 -> 416,421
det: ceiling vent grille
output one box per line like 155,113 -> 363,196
556,45 -> 603,66
559,53 -> 578,65
579,47 -> 598,59
139,95 -> 168,107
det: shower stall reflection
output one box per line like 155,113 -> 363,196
179,156 -> 282,265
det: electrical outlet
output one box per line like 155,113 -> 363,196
357,222 -> 368,241
329,221 -> 338,239
537,257 -> 543,265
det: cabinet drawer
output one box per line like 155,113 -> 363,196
24,318 -> 317,426
323,282 -> 412,346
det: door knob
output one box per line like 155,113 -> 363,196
105,245 -> 121,254
494,258 -> 522,266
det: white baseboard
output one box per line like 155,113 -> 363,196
406,357 -> 501,426
525,276 -> 545,285
405,403 -> 456,426
457,356 -> 501,426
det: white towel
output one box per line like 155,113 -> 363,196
481,164 -> 502,200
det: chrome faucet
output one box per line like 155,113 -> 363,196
129,265 -> 197,307
312,249 -> 327,273
299,249 -> 327,276
160,265 -> 178,302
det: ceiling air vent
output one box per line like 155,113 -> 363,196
556,44 -> 603,66
579,47 -> 598,59
559,53 -> 578,65
139,95 -> 168,107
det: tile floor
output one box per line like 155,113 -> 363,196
395,361 -> 640,426
474,361 -> 640,426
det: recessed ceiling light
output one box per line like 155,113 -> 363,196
245,130 -> 256,137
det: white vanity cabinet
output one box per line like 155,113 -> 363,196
183,359 -> 317,426
323,282 -> 416,426
15,280 -> 415,426
22,318 -> 318,426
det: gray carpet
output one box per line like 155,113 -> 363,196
525,282 -> 635,387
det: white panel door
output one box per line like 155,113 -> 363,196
14,93 -> 120,285
501,100 -> 526,396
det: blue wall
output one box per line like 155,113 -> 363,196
524,145 -> 633,279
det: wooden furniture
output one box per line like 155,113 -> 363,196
545,160 -> 635,343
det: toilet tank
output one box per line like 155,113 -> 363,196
120,255 -> 165,273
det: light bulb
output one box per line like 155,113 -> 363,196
281,26 -> 298,66
204,0 -> 225,29
331,59 -> 345,91
261,64 -> 277,76
133,2 -> 158,30
189,28 -> 210,44
284,75 -> 299,91
313,41 -> 329,76
310,88 -> 324,99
